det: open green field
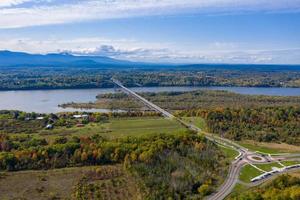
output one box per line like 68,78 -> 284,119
254,162 -> 283,172
239,165 -> 264,183
35,117 -> 186,143
238,141 -> 300,154
281,160 -> 300,166
238,142 -> 283,154
0,165 -> 141,200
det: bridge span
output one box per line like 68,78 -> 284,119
112,78 -> 174,118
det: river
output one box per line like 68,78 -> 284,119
0,86 -> 300,113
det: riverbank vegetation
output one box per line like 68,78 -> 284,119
61,90 -> 300,111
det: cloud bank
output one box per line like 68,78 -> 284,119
1,37 -> 300,64
0,0 -> 300,28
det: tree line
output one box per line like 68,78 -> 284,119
178,106 -> 300,145
1,67 -> 300,90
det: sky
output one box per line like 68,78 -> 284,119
0,0 -> 300,64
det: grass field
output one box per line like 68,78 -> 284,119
0,165 -> 141,200
254,162 -> 283,172
281,160 -> 300,166
107,117 -> 185,136
238,140 -> 300,154
239,165 -> 264,183
35,117 -> 186,143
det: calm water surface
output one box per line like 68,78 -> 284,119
0,86 -> 300,113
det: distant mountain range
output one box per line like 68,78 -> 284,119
0,50 -> 139,67
0,50 -> 300,71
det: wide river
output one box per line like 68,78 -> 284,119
1,86 -> 300,113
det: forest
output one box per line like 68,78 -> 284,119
185,106 -> 300,145
1,66 -> 300,90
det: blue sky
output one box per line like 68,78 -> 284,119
0,0 -> 300,64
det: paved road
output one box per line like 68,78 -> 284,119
112,78 -> 300,200
208,159 -> 246,200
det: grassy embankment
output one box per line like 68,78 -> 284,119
239,165 -> 264,183
239,161 -> 300,183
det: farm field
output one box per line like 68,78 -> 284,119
36,117 -> 186,143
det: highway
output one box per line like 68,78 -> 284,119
111,78 -> 300,200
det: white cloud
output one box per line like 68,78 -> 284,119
1,37 -> 300,64
0,0 -> 32,7
0,0 -> 300,28
57,45 -> 300,64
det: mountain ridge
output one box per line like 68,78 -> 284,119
0,50 -> 137,67
0,50 -> 300,71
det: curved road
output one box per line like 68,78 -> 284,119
208,159 -> 246,200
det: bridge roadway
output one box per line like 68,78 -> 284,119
112,78 -> 174,118
111,78 -> 300,200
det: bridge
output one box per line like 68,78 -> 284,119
112,78 -> 174,118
